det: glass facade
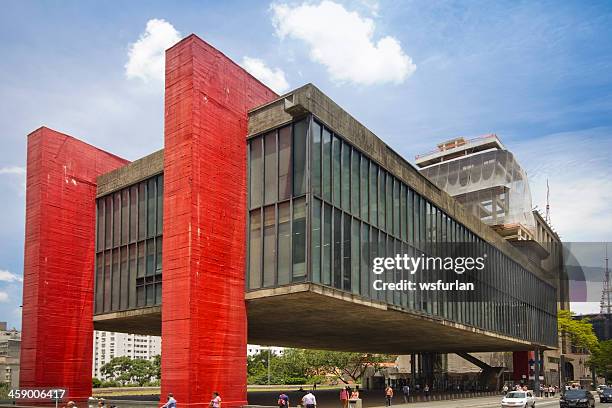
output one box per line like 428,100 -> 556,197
94,174 -> 163,314
247,115 -> 557,346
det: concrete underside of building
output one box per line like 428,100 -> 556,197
94,283 -> 541,353
20,33 -> 558,408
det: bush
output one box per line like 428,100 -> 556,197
101,380 -> 119,388
92,378 -> 102,388
283,377 -> 308,385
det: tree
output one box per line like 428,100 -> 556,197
305,350 -> 395,384
557,309 -> 599,352
100,356 -> 156,386
588,340 -> 612,381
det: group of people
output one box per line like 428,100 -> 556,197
161,392 -> 221,408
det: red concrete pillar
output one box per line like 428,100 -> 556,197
161,35 -> 276,408
20,127 -> 128,401
513,351 -> 529,383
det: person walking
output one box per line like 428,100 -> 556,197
302,391 -> 316,408
402,384 -> 410,403
350,388 -> 360,400
502,384 -> 509,395
278,393 -> 289,408
210,392 -> 221,408
385,385 -> 393,406
162,394 -> 177,408
339,387 -> 349,408
424,384 -> 430,400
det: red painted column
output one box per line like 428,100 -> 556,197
161,35 -> 276,408
513,351 -> 529,383
20,127 -> 128,401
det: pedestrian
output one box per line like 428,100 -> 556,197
162,394 -> 177,408
302,391 -> 316,408
340,387 -> 349,408
350,388 -> 360,400
402,384 -> 410,403
424,384 -> 430,400
385,385 -> 393,406
278,393 -> 289,408
98,399 -> 105,408
502,384 -> 508,395
210,392 -> 221,408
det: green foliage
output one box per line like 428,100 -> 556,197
558,309 -> 599,352
0,382 -> 9,400
247,348 -> 394,385
100,356 -> 159,386
588,340 -> 612,380
92,377 -> 102,388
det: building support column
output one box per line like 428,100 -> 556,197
161,35 -> 276,408
19,128 -> 128,402
534,349 -> 541,396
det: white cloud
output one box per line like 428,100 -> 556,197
0,292 -> 8,303
513,127 -> 612,242
271,1 -> 415,86
241,57 -> 290,94
125,19 -> 181,83
0,166 -> 25,175
0,270 -> 22,283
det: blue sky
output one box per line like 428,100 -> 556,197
1,0 -> 612,328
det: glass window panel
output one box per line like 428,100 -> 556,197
386,176 -> 392,231
292,197 -> 306,278
360,223 -> 369,296
129,185 -> 138,243
351,150 -> 360,215
155,282 -> 162,305
292,197 -> 307,278
341,142 -> 350,211
278,202 -> 291,285
343,212 -> 351,292
360,157 -> 368,221
121,189 -> 129,245
120,247 -> 128,310
146,284 -> 155,306
322,127 -> 332,201
378,171 -> 385,231
137,241 -> 145,278
263,205 -> 276,287
278,126 -> 292,201
156,237 -> 163,273
293,119 -> 307,196
351,218 -> 360,294
407,189 -> 414,245
332,135 -> 341,206
333,207 -> 342,289
138,182 -> 146,240
400,184 -> 406,241
113,192 -> 121,247
264,131 -> 277,205
146,239 -> 155,276
157,175 -> 163,235
147,178 -> 156,237
128,243 -> 136,309
97,199 -> 104,251
112,249 -> 120,310
137,285 -> 145,307
250,138 -> 263,208
370,229 -> 378,300
104,251 -> 111,312
312,198 -> 322,283
312,120 -> 322,196
393,179 -> 400,237
323,203 -> 332,285
369,163 -> 377,226
95,252 -> 104,313
248,209 -> 262,289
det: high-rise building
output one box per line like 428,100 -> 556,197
0,322 -> 21,388
92,331 -> 160,379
